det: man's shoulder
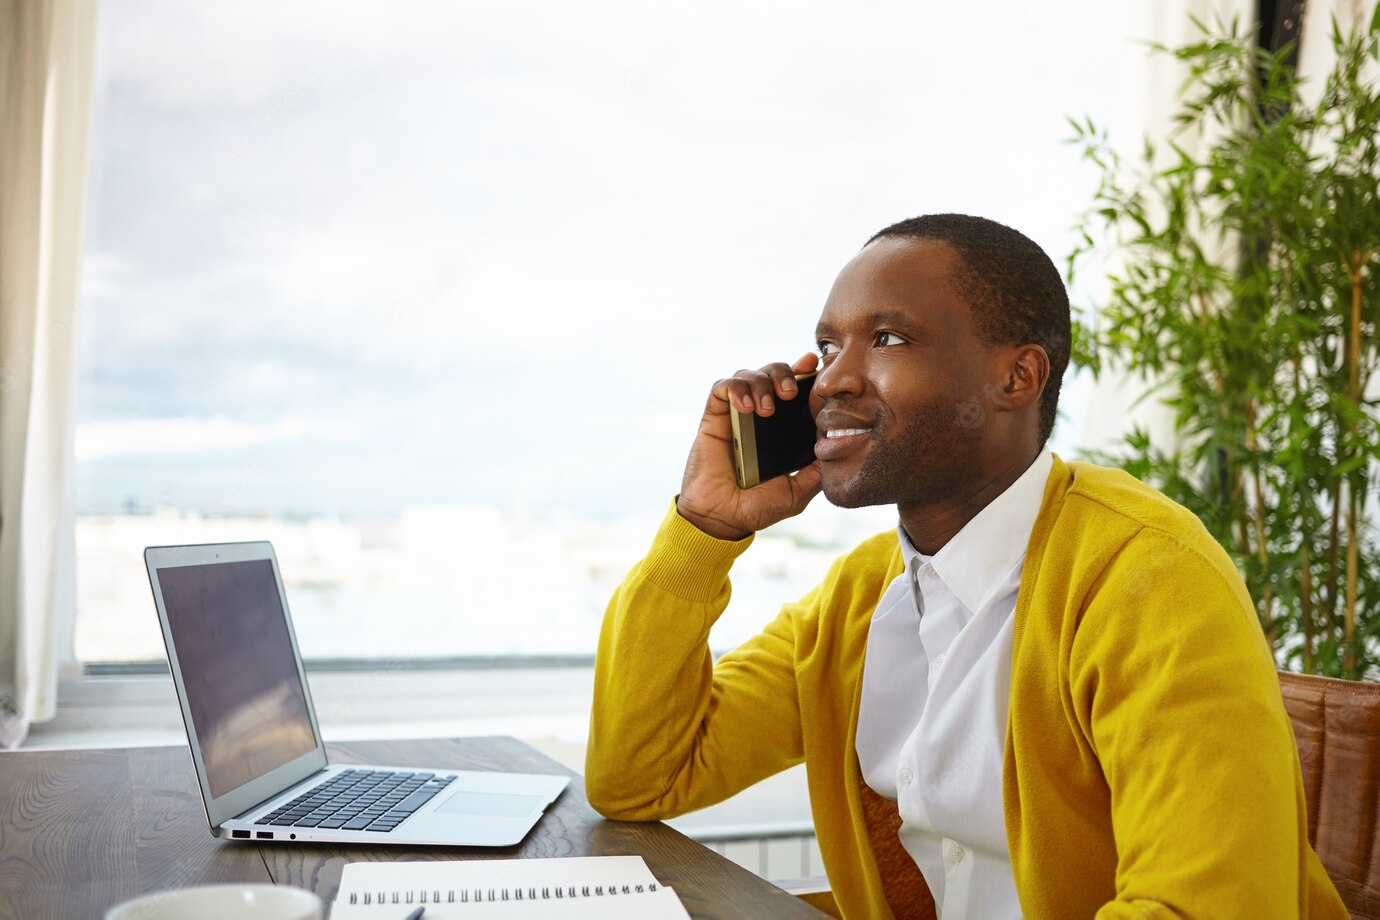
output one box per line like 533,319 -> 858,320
812,529 -> 901,600
1055,460 -> 1241,588
832,528 -> 901,574
846,528 -> 901,556
1061,460 -> 1210,542
793,529 -> 901,635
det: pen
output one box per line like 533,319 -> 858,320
403,908 -> 424,920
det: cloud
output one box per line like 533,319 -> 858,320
78,0 -> 1123,514
75,416 -> 361,462
99,2 -> 861,110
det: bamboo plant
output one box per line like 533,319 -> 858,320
1067,10 -> 1380,679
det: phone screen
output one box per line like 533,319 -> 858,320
731,373 -> 817,488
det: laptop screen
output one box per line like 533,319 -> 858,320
158,558 -> 317,798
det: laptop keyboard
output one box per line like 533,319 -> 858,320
258,769 -> 457,833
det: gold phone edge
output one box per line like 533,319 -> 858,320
730,406 -> 760,489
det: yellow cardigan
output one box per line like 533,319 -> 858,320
586,457 -> 1346,918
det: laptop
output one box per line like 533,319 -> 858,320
144,540 -> 569,846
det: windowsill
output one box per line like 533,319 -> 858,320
20,661 -> 817,853
21,663 -> 596,771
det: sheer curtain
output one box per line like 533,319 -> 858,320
1079,0 -> 1370,456
0,0 -> 98,749
1077,0 -> 1253,456
1299,0 -> 1376,98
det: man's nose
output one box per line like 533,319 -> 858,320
812,349 -> 863,401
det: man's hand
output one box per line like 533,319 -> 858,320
677,353 -> 823,540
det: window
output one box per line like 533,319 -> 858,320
76,1 -> 1118,664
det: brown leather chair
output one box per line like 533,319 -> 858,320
783,671 -> 1379,918
1279,669 -> 1380,919
774,784 -> 935,919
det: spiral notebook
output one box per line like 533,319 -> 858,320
330,856 -> 691,918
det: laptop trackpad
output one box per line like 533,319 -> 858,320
435,790 -> 546,818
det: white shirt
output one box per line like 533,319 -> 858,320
855,450 -> 1052,920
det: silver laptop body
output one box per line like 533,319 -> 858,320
144,540 -> 569,847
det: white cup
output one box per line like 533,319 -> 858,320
105,883 -> 323,920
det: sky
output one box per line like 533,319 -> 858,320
76,0 -> 1125,519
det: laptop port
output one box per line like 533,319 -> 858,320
231,829 -> 250,839
256,831 -> 273,839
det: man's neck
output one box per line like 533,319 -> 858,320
897,449 -> 1040,556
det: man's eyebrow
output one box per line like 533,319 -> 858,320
869,309 -> 926,330
815,309 -> 927,338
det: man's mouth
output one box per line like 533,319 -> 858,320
815,426 -> 872,460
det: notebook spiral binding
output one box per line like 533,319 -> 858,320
348,882 -> 659,905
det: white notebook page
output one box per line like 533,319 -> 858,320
330,855 -> 691,919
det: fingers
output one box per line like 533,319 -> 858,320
789,461 -> 823,506
791,351 -> 820,377
713,357 -> 817,417
724,460 -> 822,529
780,460 -> 824,507
681,459 -> 821,540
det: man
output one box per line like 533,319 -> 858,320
585,214 -> 1345,918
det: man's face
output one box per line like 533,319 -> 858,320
809,237 -> 1002,510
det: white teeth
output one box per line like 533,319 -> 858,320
825,428 -> 870,439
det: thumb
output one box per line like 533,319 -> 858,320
792,352 -> 820,376
784,461 -> 823,515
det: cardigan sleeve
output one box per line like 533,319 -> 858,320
584,502 -> 814,820
1068,526 -> 1339,919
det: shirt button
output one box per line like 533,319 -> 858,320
898,767 -> 913,786
947,844 -> 965,864
935,652 -> 947,666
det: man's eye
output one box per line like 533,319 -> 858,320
877,331 -> 908,346
818,342 -> 838,357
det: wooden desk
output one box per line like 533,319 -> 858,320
0,736 -> 824,920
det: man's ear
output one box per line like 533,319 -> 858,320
988,344 -> 1049,412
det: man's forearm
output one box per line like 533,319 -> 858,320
585,503 -> 808,821
585,505 -> 748,819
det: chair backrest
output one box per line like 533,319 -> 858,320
859,782 -> 936,920
843,672 -> 1378,918
1278,669 -> 1380,919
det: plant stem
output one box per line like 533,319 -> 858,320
1345,486 -> 1358,675
1245,399 -> 1274,647
1301,542 -> 1315,673
1324,478 -> 1342,630
1343,253 -> 1364,674
1196,291 -> 1237,516
1291,352 -> 1316,673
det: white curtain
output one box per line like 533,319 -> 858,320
0,0 -> 98,749
1078,0 -> 1254,455
1079,0 -> 1372,456
1298,0 -> 1377,100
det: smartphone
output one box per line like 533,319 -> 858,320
730,373 -> 817,488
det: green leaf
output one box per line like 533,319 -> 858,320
1066,11 -> 1380,678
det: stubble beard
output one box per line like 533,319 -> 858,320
820,401 -> 981,510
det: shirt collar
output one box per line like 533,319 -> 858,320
895,449 -> 1054,614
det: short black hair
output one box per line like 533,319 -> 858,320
867,214 -> 1070,447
